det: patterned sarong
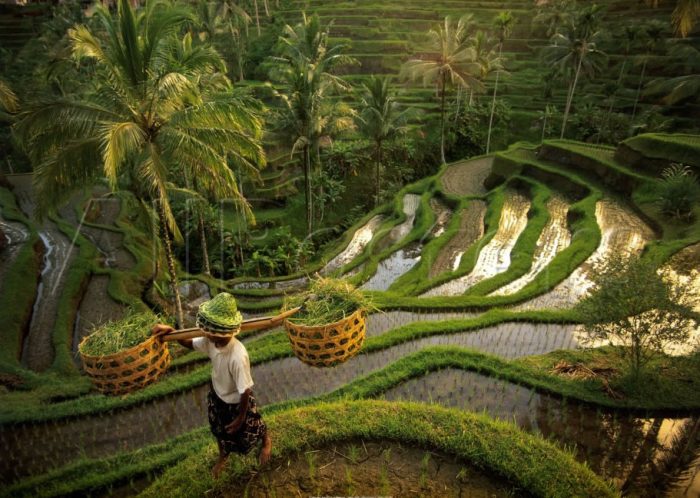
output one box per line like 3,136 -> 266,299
207,386 -> 267,455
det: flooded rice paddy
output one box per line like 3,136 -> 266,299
384,369 -> 700,497
423,191 -> 530,296
0,321 -> 580,482
516,199 -> 655,310
491,195 -> 572,296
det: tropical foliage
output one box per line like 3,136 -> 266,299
13,0 -> 265,325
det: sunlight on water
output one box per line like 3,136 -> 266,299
422,191 -> 530,296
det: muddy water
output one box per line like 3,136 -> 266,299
422,191 -> 530,297
517,199 -> 655,311
223,441 -> 522,498
361,242 -> 422,291
0,322 -> 580,483
383,369 -> 700,497
20,225 -> 75,372
491,195 -> 571,296
362,194 -> 422,291
0,216 -> 30,296
366,310 -> 479,337
429,200 -> 487,278
8,175 -> 77,372
321,215 -> 384,275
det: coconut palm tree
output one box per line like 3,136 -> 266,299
486,11 -> 513,153
402,14 -> 481,164
355,76 -> 411,206
534,0 -> 575,37
0,80 -> 18,116
271,13 -> 356,235
14,0 -> 265,326
543,8 -> 607,139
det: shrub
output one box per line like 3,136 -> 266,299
657,163 -> 700,221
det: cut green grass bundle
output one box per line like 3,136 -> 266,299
79,310 -> 158,357
283,277 -> 375,326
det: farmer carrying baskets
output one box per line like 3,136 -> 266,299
153,293 -> 294,478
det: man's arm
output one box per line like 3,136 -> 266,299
151,324 -> 194,349
225,388 -> 252,434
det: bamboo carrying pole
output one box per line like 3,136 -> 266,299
160,306 -> 302,342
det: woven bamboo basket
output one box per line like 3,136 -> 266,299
79,332 -> 171,396
284,308 -> 366,367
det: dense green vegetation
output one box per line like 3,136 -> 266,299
1,1 -> 699,496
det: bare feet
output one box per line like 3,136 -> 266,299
259,433 -> 272,466
212,453 -> 229,479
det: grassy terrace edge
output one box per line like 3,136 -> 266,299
5,397 -> 617,498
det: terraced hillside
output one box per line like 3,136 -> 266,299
1,134 -> 699,497
271,0 -> 697,142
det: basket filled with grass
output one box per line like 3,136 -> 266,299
282,278 -> 371,367
78,310 -> 171,395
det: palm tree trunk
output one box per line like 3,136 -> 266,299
632,58 -> 647,119
454,85 -> 462,124
440,71 -> 447,164
158,202 -> 184,328
561,52 -> 584,139
254,0 -> 261,35
486,44 -> 503,154
198,210 -> 211,276
263,0 -> 269,16
303,144 -> 312,235
375,140 -> 382,206
541,110 -> 548,142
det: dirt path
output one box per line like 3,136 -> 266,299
440,157 -> 493,197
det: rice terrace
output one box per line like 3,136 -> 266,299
1,0 -> 700,496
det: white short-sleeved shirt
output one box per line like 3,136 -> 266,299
192,336 -> 254,404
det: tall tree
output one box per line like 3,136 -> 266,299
355,76 -> 410,206
15,0 -> 265,326
486,11 -> 513,153
543,5 -> 606,139
271,13 -> 356,235
402,14 -> 481,164
534,0 -> 575,38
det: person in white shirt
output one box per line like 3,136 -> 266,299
152,324 -> 272,478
